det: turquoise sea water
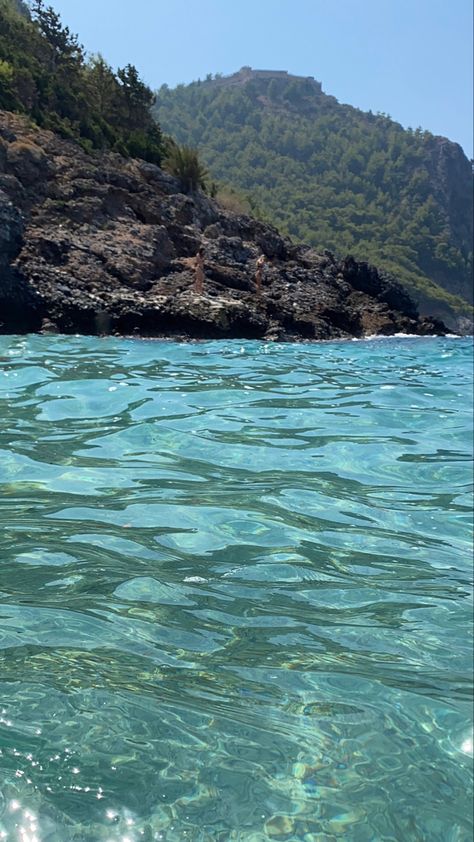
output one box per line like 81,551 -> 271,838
0,334 -> 472,841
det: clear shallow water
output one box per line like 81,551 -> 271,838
0,334 -> 472,842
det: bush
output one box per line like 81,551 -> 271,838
215,187 -> 252,215
163,142 -> 208,193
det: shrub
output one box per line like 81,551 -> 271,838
163,142 -> 208,193
215,187 -> 251,215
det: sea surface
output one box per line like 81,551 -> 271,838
0,334 -> 472,842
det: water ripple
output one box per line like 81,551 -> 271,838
0,335 -> 472,841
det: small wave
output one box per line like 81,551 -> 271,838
0,334 -> 472,841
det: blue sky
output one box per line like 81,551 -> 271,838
51,0 -> 473,156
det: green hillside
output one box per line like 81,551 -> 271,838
0,0 -> 164,163
154,68 -> 473,324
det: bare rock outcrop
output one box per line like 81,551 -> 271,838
0,111 -> 447,340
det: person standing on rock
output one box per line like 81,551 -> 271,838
194,246 -> 205,294
255,254 -> 266,296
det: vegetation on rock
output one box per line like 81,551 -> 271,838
163,140 -> 208,193
0,0 -> 164,163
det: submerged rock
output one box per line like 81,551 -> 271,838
0,110 -> 447,340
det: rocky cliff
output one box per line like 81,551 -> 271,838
0,111 -> 447,340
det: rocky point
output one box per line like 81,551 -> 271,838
0,111 -> 447,340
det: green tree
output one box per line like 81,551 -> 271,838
268,79 -> 279,101
29,0 -> 83,69
0,0 -> 164,163
117,63 -> 154,129
85,54 -> 118,120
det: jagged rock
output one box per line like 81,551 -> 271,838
0,188 -> 42,332
135,160 -> 180,193
204,223 -> 222,239
0,187 -> 23,264
0,110 -> 448,341
6,138 -> 51,187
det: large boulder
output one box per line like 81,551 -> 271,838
6,138 -> 51,187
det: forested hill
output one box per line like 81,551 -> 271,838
154,68 -> 473,325
0,0 -> 164,163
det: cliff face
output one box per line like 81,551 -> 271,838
0,111 -> 446,340
423,136 -> 473,302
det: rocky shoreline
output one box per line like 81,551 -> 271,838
0,111 -> 447,341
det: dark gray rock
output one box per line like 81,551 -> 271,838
0,188 -> 23,265
6,138 -> 51,187
0,110 -> 448,341
0,188 -> 42,332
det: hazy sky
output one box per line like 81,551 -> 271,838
50,0 -> 473,156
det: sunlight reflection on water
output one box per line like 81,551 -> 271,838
0,335 -> 472,841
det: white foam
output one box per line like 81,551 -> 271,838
351,332 -> 458,342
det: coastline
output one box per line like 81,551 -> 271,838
1,111 -> 450,342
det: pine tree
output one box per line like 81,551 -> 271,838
29,0 -> 82,69
117,63 -> 154,130
85,54 -> 119,122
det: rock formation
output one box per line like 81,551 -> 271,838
0,111 -> 447,340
